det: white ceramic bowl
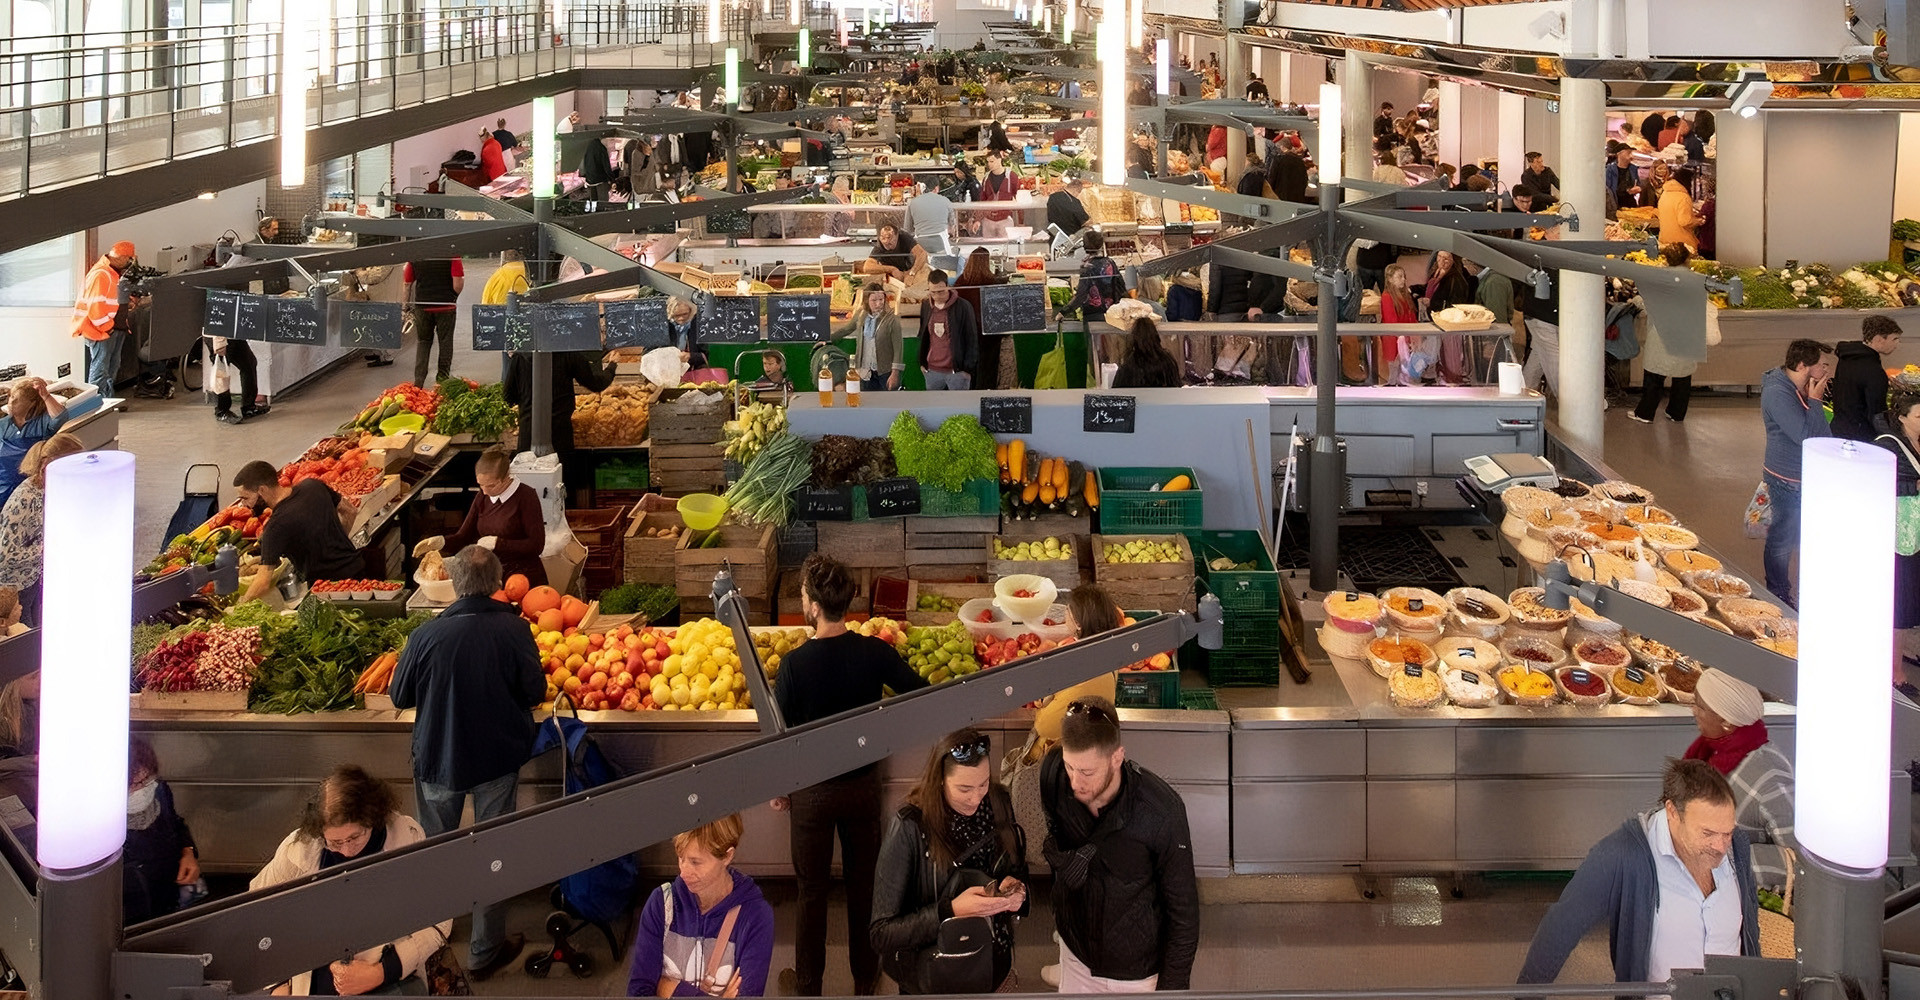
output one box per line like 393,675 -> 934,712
414,571 -> 456,604
993,575 -> 1059,622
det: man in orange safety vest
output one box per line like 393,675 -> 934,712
71,240 -> 137,399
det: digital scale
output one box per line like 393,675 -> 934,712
1463,453 -> 1560,493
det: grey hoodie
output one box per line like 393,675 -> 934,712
1761,366 -> 1831,482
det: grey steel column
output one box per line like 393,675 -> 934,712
1796,851 -> 1885,1000
41,853 -> 123,998
1341,52 -> 1371,205
1555,75 -> 1606,452
1309,173 -> 1340,592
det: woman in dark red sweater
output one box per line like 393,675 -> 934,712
445,446 -> 547,586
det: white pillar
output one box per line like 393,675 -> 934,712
1437,79 -> 1463,171
1342,51 -> 1372,194
1556,76 -> 1607,453
1714,109 -> 1767,266
1497,89 -> 1526,193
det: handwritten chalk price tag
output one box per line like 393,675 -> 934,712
1083,394 -> 1136,433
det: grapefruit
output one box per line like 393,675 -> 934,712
521,585 -> 562,617
504,574 -> 531,603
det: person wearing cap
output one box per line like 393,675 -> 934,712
71,240 -> 138,399
1684,667 -> 1795,892
1047,175 -> 1090,237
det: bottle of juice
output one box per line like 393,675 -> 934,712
818,366 -> 835,407
846,373 -> 862,407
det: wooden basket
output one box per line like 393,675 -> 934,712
817,520 -> 906,569
676,523 -> 778,599
987,537 -> 1081,589
1092,534 -> 1195,582
624,509 -> 687,585
1102,577 -> 1198,616
133,690 -> 250,712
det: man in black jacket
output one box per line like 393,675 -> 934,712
1830,314 -> 1903,441
1042,696 -> 1199,992
389,545 -> 545,980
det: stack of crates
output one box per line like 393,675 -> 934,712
1189,529 -> 1281,687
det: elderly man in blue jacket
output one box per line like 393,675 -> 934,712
1519,759 -> 1760,986
391,544 -> 546,981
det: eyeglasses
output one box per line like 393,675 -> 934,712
947,734 -> 992,765
1065,700 -> 1115,725
324,826 -> 372,853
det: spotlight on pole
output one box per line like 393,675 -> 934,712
1155,37 -> 1169,96
532,96 -> 556,198
1317,82 -> 1342,183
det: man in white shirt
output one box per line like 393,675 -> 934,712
1519,759 -> 1757,984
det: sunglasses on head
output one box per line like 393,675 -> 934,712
947,734 -> 991,765
1065,700 -> 1114,724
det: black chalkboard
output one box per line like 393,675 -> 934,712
604,298 -> 671,349
1083,393 -> 1136,433
867,477 -> 922,517
980,395 -> 1033,435
767,294 -> 832,343
333,301 -> 404,350
978,282 -> 1049,334
538,302 -> 603,352
233,294 -> 273,343
472,304 -> 534,352
203,289 -> 239,338
792,485 -> 854,521
700,296 -> 763,345
268,297 -> 324,344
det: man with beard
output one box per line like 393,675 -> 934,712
1041,696 -> 1198,992
1520,758 -> 1760,984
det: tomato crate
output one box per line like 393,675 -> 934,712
1191,530 -> 1280,614
1197,647 -> 1281,687
1096,467 -> 1203,533
1115,667 -> 1183,709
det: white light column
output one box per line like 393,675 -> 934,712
1127,0 -> 1141,48
532,96 -> 556,196
799,27 -> 811,69
1555,75 -> 1606,453
725,47 -> 740,107
1155,38 -> 1169,97
707,0 -> 721,42
789,0 -> 800,25
1062,0 -> 1073,42
1099,6 -> 1124,183
1317,82 -> 1342,183
279,0 -> 311,187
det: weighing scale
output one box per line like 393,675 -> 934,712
1462,452 -> 1560,493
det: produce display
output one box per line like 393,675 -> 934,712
147,523 -> 250,576
916,593 -> 963,613
724,402 -> 790,466
723,432 -> 814,525
309,579 -> 404,600
431,379 -> 516,440
1103,538 -> 1184,564
594,582 -> 679,621
573,383 -> 654,447
902,621 -> 982,683
754,627 -> 811,682
278,439 -> 384,497
339,382 -> 441,435
993,536 -> 1074,561
998,440 -> 1094,519
888,412 -> 998,492
809,435 -> 896,487
135,623 -> 262,694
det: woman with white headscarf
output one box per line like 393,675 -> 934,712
1684,667 -> 1795,890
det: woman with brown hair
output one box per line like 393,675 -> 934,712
253,765 -> 451,995
871,728 -> 1029,993
0,432 -> 83,625
952,249 -> 1008,388
418,444 -> 547,587
628,814 -> 775,997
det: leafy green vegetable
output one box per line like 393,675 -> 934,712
432,381 -> 516,439
436,377 -> 473,402
886,412 -> 999,492
249,599 -> 401,714
597,583 -> 678,622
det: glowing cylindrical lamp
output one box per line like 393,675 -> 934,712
707,0 -> 721,42
790,0 -> 801,26
1062,0 -> 1073,42
37,451 -> 135,872
1797,437 -> 1894,869
532,96 -> 555,197
1155,37 -> 1169,95
1127,0 -> 1141,49
799,27 -> 811,68
838,15 -> 848,45
1099,22 -> 1123,184
725,47 -> 740,106
1317,82 -> 1342,184
279,2 -> 309,188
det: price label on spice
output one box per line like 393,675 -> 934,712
1408,598 -> 1424,612
1459,670 -> 1479,686
1569,669 -> 1592,685
1403,663 -> 1423,678
1625,667 -> 1646,685
1455,647 -> 1476,659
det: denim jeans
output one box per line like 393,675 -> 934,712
416,772 -> 519,967
86,330 -> 125,398
1761,472 -> 1802,606
922,369 -> 971,390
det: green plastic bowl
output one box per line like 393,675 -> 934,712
677,493 -> 729,531
379,413 -> 426,435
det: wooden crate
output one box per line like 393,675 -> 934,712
987,536 -> 1081,589
650,441 -> 726,492
133,690 -> 249,712
906,546 -> 990,566
1092,534 -> 1196,582
902,581 -> 994,625
650,389 -> 734,444
624,509 -> 687,585
999,515 -> 1094,548
1102,576 -> 1198,615
676,523 -> 778,599
817,520 -> 906,568
906,514 -> 1000,540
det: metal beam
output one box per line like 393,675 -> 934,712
557,185 -> 817,239
322,217 -> 528,239
1126,177 -> 1319,225
121,608 -> 1217,991
1130,213 -> 1329,276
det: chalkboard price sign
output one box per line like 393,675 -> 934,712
978,282 -> 1049,335
604,298 -> 671,350
538,301 -> 604,352
700,296 -> 763,345
979,395 -> 1033,435
233,294 -> 273,343
471,304 -> 534,352
268,297 -> 324,344
203,289 -> 240,339
866,477 -> 922,518
334,301 -> 404,350
1083,393 -> 1137,433
792,485 -> 854,521
767,294 -> 832,343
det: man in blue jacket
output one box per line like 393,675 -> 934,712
391,544 -> 546,980
1759,339 -> 1835,606
1519,759 -> 1759,986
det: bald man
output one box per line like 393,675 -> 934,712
72,240 -> 137,398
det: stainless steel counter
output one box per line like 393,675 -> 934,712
136,706 -> 1234,878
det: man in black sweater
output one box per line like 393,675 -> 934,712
1042,696 -> 1199,992
1830,314 -> 1903,441
773,555 -> 928,996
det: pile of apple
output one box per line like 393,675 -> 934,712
646,618 -> 751,712
1119,615 -> 1174,671
850,617 -> 909,656
902,621 -> 982,684
537,623 -> 667,711
974,632 -> 1057,669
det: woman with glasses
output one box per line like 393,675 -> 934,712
253,765 -> 451,996
872,728 -> 1029,993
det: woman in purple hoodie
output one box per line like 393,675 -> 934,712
629,814 -> 775,997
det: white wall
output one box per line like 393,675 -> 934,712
391,92 -> 578,191
1523,96 -> 1562,181
1896,113 -> 1920,226
1452,81 -> 1502,167
1765,111 -> 1900,268
1641,0 -> 1878,59
1715,110 -> 1766,267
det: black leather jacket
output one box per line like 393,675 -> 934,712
870,790 -> 1029,993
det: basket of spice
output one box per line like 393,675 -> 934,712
1593,480 -> 1655,510
1444,666 -> 1501,708
1320,591 -> 1383,660
1755,634 -> 1798,658
1665,549 -> 1724,578
1664,588 -> 1710,619
1508,587 -> 1573,638
1682,569 -> 1751,608
1439,637 -> 1501,675
1555,666 -> 1614,709
1660,657 -> 1704,704
1381,587 -> 1450,637
1499,486 -> 1563,540
1618,504 -> 1677,527
1614,578 -> 1673,609
1609,664 -> 1666,706
1638,523 -> 1700,554
1367,635 -> 1437,680
1718,596 -> 1790,639
1498,663 -> 1559,707
1572,636 -> 1632,678
1445,588 -> 1511,639
1626,634 -> 1681,672
1387,660 -> 1446,710
1500,634 -> 1569,671
1565,596 -> 1625,644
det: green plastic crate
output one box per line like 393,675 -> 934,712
1200,647 -> 1281,687
1179,688 -> 1221,711
594,459 -> 650,491
1192,530 -> 1281,614
1097,467 -> 1203,533
1216,613 -> 1282,653
1115,667 -> 1182,708
920,479 -> 999,517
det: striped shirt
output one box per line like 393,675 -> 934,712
1727,743 -> 1796,888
